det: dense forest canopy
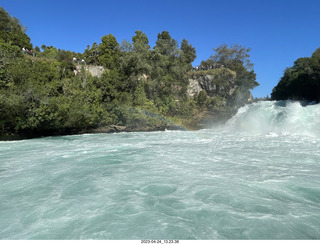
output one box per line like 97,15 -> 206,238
271,47 -> 320,101
0,7 -> 258,139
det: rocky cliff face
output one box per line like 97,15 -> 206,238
187,68 -> 237,98
75,65 -> 105,78
187,68 -> 254,128
188,68 -> 253,104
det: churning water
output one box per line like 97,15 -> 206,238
1,100 -> 320,239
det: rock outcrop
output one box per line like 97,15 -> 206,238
188,68 -> 253,104
75,65 -> 105,78
187,68 -> 237,98
187,68 -> 255,128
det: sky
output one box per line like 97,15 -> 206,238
1,0 -> 320,98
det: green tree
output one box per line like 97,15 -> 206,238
118,31 -> 153,92
180,39 -> 196,64
0,7 -> 32,49
83,42 -> 99,65
206,44 -> 258,90
120,40 -> 133,52
133,81 -> 147,106
154,31 -> 178,56
195,90 -> 208,109
98,34 -> 119,69
132,30 -> 150,53
41,46 -> 58,59
209,44 -> 253,70
271,47 -> 320,101
0,39 -> 23,87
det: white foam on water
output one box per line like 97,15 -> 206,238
225,100 -> 320,137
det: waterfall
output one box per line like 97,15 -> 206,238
225,100 -> 320,136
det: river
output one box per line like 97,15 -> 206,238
1,100 -> 320,239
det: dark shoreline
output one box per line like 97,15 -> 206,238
0,124 -> 189,141
0,109 -> 235,141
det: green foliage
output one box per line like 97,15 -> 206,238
271,47 -> 320,101
154,31 -> 178,56
133,82 -> 147,106
0,90 -> 24,131
210,44 -> 253,70
189,68 -> 236,85
206,96 -> 226,110
0,39 -> 23,87
174,97 -> 195,118
0,8 -> 258,138
98,34 -> 119,69
41,46 -> 58,59
194,90 -> 208,109
97,69 -> 127,103
180,39 -> 196,64
132,30 -> 150,53
83,42 -> 99,65
0,7 -> 32,49
205,44 -> 259,90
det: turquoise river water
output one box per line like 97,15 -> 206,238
0,100 -> 320,239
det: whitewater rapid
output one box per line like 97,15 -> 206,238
225,100 -> 320,136
0,101 -> 320,239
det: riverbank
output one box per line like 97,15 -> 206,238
0,108 -> 236,141
0,124 -> 189,141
